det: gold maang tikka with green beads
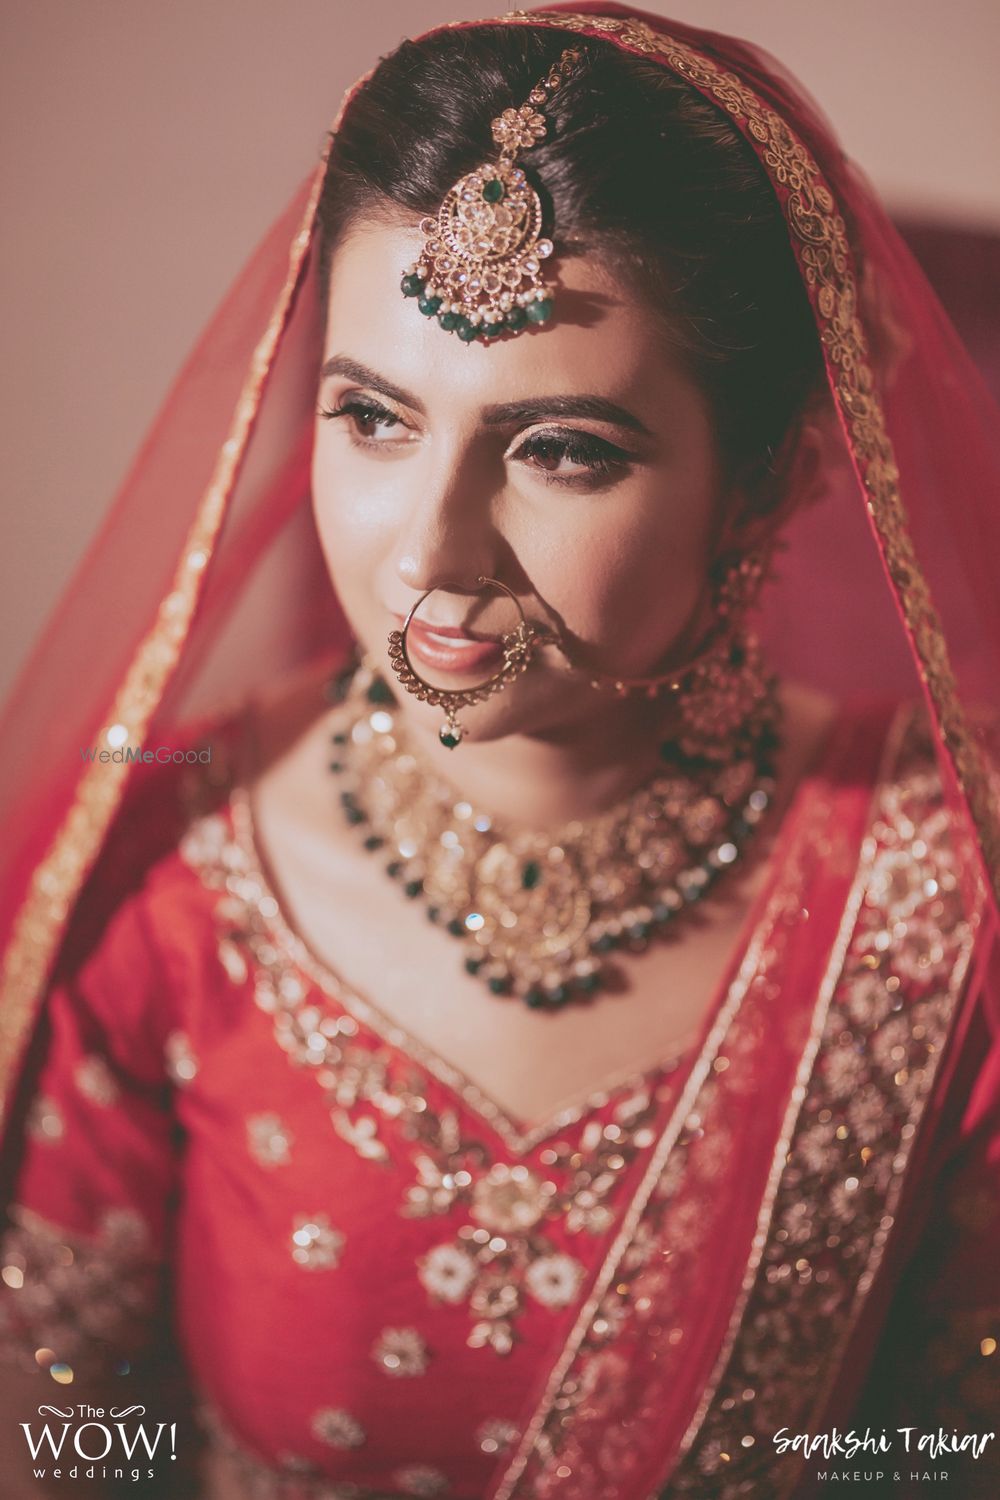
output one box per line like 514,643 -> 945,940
399,47 -> 583,342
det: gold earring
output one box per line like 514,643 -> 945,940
552,549 -> 777,760
387,577 -> 551,747
671,553 -> 776,761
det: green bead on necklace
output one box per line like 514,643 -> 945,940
327,662 -> 781,1011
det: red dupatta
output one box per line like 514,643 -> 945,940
480,700 -> 988,1498
0,5 -> 998,1495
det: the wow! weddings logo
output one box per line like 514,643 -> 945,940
19,1403 -> 178,1484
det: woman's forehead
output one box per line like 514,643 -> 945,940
322,221 -> 707,425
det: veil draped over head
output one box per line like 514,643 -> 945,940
1,0 -> 999,1125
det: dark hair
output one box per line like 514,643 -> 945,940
317,25 -> 826,509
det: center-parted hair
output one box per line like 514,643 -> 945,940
317,25 -> 828,510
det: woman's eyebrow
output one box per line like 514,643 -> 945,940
319,355 -> 425,413
481,395 -> 652,434
319,356 -> 651,436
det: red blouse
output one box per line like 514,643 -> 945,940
1,700 -> 998,1500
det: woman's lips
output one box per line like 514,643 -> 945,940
395,616 -> 505,676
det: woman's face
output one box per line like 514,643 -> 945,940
312,221 -> 729,745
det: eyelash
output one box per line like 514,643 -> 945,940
317,396 -> 632,486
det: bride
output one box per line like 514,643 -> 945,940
1,7 -> 998,1498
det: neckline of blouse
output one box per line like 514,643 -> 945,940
216,690 -> 858,1153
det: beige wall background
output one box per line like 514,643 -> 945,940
2,0 -> 999,703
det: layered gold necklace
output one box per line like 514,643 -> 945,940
328,661 -> 779,1009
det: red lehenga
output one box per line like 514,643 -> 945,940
1,690 -> 998,1498
2,5 -> 1000,1499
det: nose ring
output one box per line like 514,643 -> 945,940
387,577 -> 550,747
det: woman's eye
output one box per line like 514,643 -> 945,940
318,396 -> 407,443
511,430 -> 631,485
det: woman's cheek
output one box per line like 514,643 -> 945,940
311,499 -> 378,627
542,510 -> 699,659
312,459 -> 395,566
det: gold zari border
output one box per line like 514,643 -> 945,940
663,712 -> 980,1497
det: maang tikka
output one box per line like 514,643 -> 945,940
400,47 -> 582,342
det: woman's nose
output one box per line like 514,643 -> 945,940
393,453 -> 502,595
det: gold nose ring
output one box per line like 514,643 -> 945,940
387,576 -> 548,747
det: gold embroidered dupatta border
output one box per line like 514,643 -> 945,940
662,731 -> 982,1496
489,705 -> 981,1499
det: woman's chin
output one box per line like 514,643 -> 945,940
395,673 -> 630,751
398,689 -> 541,747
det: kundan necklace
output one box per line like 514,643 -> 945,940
327,660 -> 780,1010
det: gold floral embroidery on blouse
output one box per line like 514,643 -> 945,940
247,1111 -> 294,1168
198,1401 -> 378,1499
476,1416 -> 519,1455
310,1408 -> 366,1449
200,1401 -> 459,1500
371,1324 -> 429,1377
204,1423 -> 453,1500
408,1091 -> 666,1353
180,808 -> 680,1356
290,1214 -> 344,1271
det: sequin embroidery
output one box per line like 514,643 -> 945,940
182,809 -> 682,1356
247,1111 -> 294,1168
371,1325 -> 429,1378
290,1214 -> 345,1271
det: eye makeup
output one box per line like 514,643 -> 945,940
317,369 -> 645,490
